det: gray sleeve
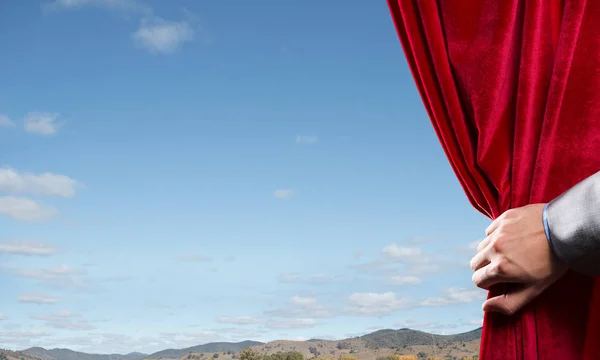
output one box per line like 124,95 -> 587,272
546,170 -> 600,276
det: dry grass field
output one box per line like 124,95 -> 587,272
173,334 -> 480,360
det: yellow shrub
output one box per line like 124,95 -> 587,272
396,356 -> 418,360
338,356 -> 359,360
379,356 -> 418,360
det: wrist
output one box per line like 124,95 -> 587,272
542,203 -> 556,253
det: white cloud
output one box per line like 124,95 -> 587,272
52,0 -> 143,11
6,267 -> 124,293
265,296 -> 333,319
0,241 -> 57,256
265,318 -> 318,329
48,320 -> 96,330
273,189 -> 294,199
47,0 -> 151,17
277,273 -> 338,284
178,253 -> 213,262
388,275 -> 422,285
0,314 -> 5,320
419,287 -> 487,307
0,196 -> 58,222
213,327 -> 268,340
54,330 -> 224,354
290,296 -> 321,309
0,329 -> 53,338
53,0 -> 91,6
24,112 -> 63,135
50,319 -> 95,331
12,265 -> 87,281
0,114 -> 15,127
133,18 -> 194,54
18,293 -> 60,304
278,273 -> 302,282
344,292 -> 412,316
296,135 -> 317,144
352,243 -> 442,275
48,0 -> 195,56
215,316 -> 264,325
31,310 -> 95,330
382,244 -> 422,259
32,310 -> 77,321
0,167 -> 81,197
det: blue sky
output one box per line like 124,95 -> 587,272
0,0 -> 490,354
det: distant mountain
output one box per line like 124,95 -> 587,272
0,349 -> 44,360
360,327 -> 483,349
21,327 -> 483,360
147,341 -> 265,359
240,327 -> 481,360
23,347 -> 147,360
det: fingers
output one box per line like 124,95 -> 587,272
482,284 -> 540,315
485,217 -> 500,236
476,235 -> 491,252
472,261 -> 510,290
485,209 -> 512,236
470,246 -> 490,271
471,233 -> 494,270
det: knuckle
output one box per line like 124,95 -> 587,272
495,225 -> 507,237
488,264 -> 499,278
504,209 -> 518,219
495,259 -> 508,275
491,236 -> 504,253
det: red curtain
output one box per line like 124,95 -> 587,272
386,1 -> 600,359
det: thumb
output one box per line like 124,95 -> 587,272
482,285 -> 540,315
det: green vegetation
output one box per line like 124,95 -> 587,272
335,343 -> 350,350
239,348 -> 304,360
361,328 -> 482,350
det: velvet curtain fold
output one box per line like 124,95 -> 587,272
386,1 -> 600,359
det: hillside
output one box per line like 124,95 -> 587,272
240,328 -> 481,360
0,349 -> 44,360
166,328 -> 482,360
20,328 -> 482,360
360,328 -> 482,349
147,341 -> 265,359
23,347 -> 147,360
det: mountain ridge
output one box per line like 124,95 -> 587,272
22,347 -> 148,360
21,327 -> 482,360
147,341 -> 265,359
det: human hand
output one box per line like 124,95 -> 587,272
469,204 -> 568,315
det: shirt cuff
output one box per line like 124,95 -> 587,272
543,203 -> 556,253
